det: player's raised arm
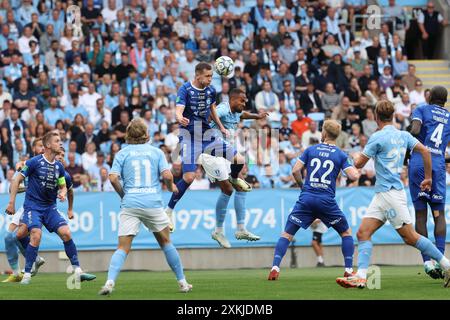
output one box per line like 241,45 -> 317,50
240,111 -> 269,120
5,173 -> 25,215
292,159 -> 304,188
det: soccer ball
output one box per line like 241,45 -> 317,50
214,56 -> 234,77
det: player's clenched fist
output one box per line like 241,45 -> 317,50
420,178 -> 432,192
5,202 -> 15,215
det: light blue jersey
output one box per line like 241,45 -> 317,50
110,144 -> 170,209
362,125 -> 419,193
210,101 -> 242,140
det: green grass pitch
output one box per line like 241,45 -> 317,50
0,266 -> 450,300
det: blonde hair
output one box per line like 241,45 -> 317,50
322,120 -> 341,140
375,100 -> 394,122
125,118 -> 149,144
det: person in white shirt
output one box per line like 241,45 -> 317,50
178,50 -> 199,81
255,81 -> 280,120
173,9 -> 194,41
409,80 -> 426,107
395,93 -> 412,118
0,83 -> 12,109
80,83 -> 102,118
325,7 -> 339,35
81,142 -> 98,171
301,120 -> 322,148
17,26 -> 38,55
164,123 -> 180,153
91,98 -> 112,130
101,0 -> 119,25
189,167 -> 210,190
97,167 -> 114,192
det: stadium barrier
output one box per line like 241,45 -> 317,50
0,187 -> 448,252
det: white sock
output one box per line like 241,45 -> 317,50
74,267 -> 83,274
23,272 -> 31,278
356,269 -> 367,279
237,224 -> 245,231
178,278 -> 188,286
317,256 -> 324,263
345,268 -> 353,274
215,227 -> 224,233
271,266 -> 280,272
424,260 -> 434,268
439,257 -> 450,271
105,279 -> 115,287
12,269 -> 20,276
166,207 -> 173,214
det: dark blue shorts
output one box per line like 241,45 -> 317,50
179,130 -> 236,173
409,165 -> 446,211
285,195 -> 350,235
21,206 -> 68,233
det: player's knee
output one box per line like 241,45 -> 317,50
16,227 -> 28,240
219,181 -> 233,196
281,232 -> 293,241
57,226 -> 72,242
340,228 -> 352,237
356,229 -> 369,241
29,229 -> 42,244
183,173 -> 195,184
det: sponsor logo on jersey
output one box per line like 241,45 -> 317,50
289,216 -> 302,224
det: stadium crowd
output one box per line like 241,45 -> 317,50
0,0 -> 447,193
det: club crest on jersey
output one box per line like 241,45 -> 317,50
206,98 -> 211,104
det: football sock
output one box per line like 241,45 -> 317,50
63,239 -> 80,267
216,193 -> 231,229
356,240 -> 372,279
163,243 -> 184,281
17,235 -> 30,256
107,249 -> 127,282
272,237 -> 290,268
4,231 -> 19,273
234,191 -> 246,226
435,236 -> 446,255
24,244 -> 39,273
341,236 -> 354,269
168,179 -> 190,209
317,256 -> 324,264
230,164 -> 243,179
415,236 -> 444,266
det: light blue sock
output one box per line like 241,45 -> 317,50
4,231 -> 19,271
358,240 -> 373,271
234,191 -> 246,225
216,193 -> 231,228
415,235 -> 444,262
107,249 -> 127,282
163,243 -> 184,281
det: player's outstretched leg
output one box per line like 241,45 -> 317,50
99,236 -> 131,295
336,218 -> 382,289
212,192 -> 232,248
16,225 -> 45,277
57,225 -> 96,282
228,154 -> 251,192
397,224 -> 450,287
166,173 -> 195,232
234,191 -> 260,241
155,227 -> 192,293
268,221 -> 300,281
3,227 -> 22,282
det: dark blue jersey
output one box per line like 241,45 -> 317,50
20,155 -> 66,209
176,81 -> 217,132
410,104 -> 450,168
299,143 -> 352,198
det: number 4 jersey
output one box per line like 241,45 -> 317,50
409,104 -> 450,208
299,143 -> 353,199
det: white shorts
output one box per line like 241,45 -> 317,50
11,207 -> 24,226
198,153 -> 231,182
118,207 -> 169,236
310,220 -> 328,234
364,189 -> 412,229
